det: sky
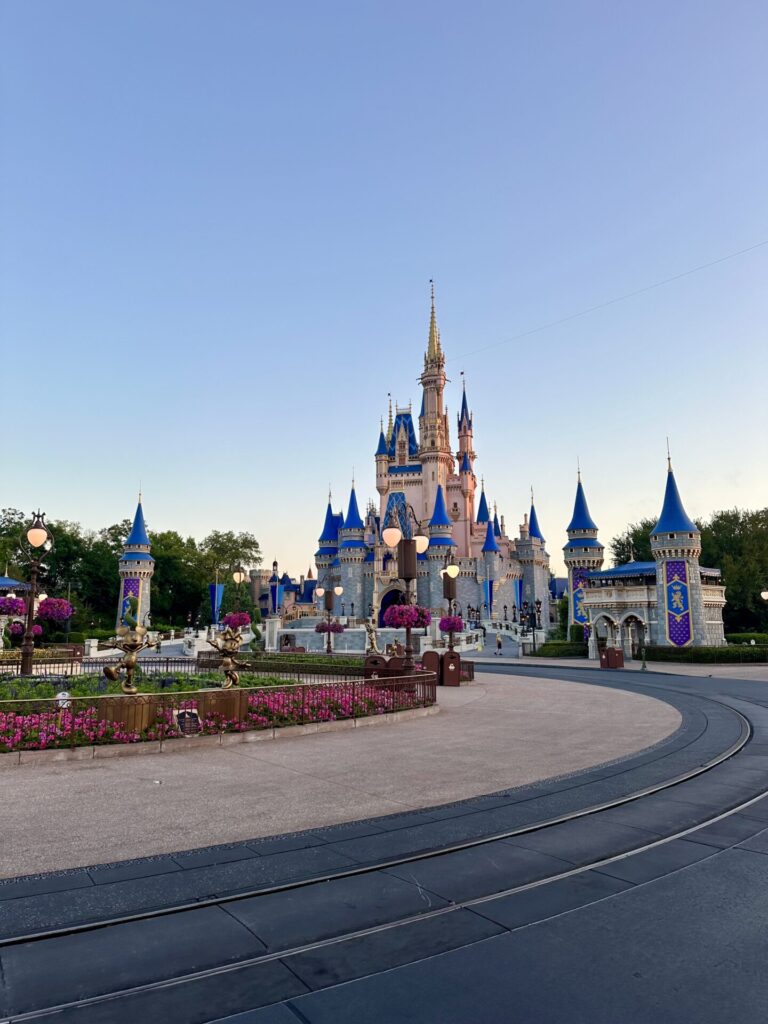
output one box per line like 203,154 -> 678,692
2,0 -> 767,577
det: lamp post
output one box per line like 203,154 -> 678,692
20,511 -> 54,676
382,503 -> 429,672
640,622 -> 648,671
315,576 -> 343,655
232,564 -> 246,612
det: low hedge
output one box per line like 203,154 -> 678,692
726,633 -> 768,645
529,642 -> 587,658
645,645 -> 768,664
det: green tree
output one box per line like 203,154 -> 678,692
199,531 -> 262,577
149,530 -> 206,626
609,519 -> 655,565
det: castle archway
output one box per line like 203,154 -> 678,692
378,586 -> 405,627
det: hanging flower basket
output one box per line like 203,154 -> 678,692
383,605 -> 432,629
439,615 -> 464,634
222,611 -> 251,629
0,597 -> 26,617
315,621 -> 345,634
36,598 -> 74,622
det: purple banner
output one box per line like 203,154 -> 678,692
120,578 -> 141,625
665,560 -> 692,647
571,569 -> 589,624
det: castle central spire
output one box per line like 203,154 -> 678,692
426,279 -> 442,363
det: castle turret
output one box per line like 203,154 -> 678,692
650,458 -> 704,647
563,472 -> 604,630
375,420 -> 388,497
338,483 -> 366,615
117,496 -> 154,629
426,484 -> 457,607
419,282 -> 453,520
516,491 -> 551,632
476,484 -> 490,525
315,492 -> 341,584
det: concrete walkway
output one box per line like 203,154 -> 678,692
468,654 -> 768,680
2,673 -> 680,878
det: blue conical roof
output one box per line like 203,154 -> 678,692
566,478 -> 598,533
493,512 -> 501,538
529,502 -> 544,541
343,486 -> 365,530
652,466 -> 697,534
375,429 -> 388,456
319,501 -> 339,543
477,489 -> 490,524
125,501 -> 150,547
430,485 -> 452,527
482,519 -> 499,553
458,385 -> 471,429
460,452 -> 471,473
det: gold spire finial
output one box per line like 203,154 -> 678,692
386,393 -> 394,443
481,475 -> 485,491
577,456 -> 581,482
531,485 -> 534,505
352,467 -> 355,489
138,482 -> 142,504
328,483 -> 332,504
427,279 -> 441,360
666,436 -> 672,471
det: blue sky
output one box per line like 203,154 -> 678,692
2,0 -> 767,576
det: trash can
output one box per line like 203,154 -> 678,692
442,651 -> 462,686
599,648 -> 609,669
421,650 -> 442,686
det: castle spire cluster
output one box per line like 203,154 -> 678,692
317,284 -> 551,628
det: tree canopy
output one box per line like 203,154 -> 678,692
0,510 -> 262,630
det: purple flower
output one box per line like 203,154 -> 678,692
0,597 -> 26,617
438,615 -> 464,634
222,611 -> 251,629
36,598 -> 74,622
383,604 -> 432,629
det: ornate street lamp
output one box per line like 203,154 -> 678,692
20,511 -> 54,675
232,564 -> 246,612
382,504 -> 429,671
315,576 -> 343,655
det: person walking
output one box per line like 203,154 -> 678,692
495,632 -> 503,656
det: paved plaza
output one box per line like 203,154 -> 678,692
1,671 -> 680,878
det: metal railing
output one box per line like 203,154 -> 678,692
0,674 -> 437,753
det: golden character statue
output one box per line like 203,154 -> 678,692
103,624 -> 158,695
364,618 -> 382,655
206,626 -> 244,688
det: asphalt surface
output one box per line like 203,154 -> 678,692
2,664 -> 768,1023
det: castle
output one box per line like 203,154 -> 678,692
563,464 -> 726,657
116,498 -> 154,629
315,288 -> 552,628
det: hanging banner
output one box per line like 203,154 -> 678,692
270,583 -> 284,614
209,583 -> 225,625
571,569 -> 589,625
665,561 -> 692,647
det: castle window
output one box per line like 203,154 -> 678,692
668,534 -> 674,540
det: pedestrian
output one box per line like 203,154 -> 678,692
496,632 -> 503,656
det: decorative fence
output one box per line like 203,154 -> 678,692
0,673 -> 437,753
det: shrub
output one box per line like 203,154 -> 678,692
725,633 -> 768,646
529,641 -> 587,658
644,645 -> 768,663
569,624 -> 589,643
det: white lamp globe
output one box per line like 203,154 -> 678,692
382,525 -> 402,548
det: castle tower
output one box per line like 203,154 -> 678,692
338,483 -> 366,616
563,472 -> 604,630
456,379 -> 476,554
425,484 -> 457,608
375,421 -> 388,498
315,491 -> 341,584
481,519 -> 500,619
650,459 -> 705,647
418,282 -> 454,521
117,497 -> 154,629
516,492 -> 551,630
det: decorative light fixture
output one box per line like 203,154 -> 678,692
26,512 -> 49,549
232,566 -> 246,585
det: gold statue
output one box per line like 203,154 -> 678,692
206,626 -> 244,688
364,618 -> 382,655
104,625 -> 158,694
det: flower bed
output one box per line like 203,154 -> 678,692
0,680 -> 434,753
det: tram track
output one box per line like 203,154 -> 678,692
3,674 -> 768,1023
0,682 -> 750,949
